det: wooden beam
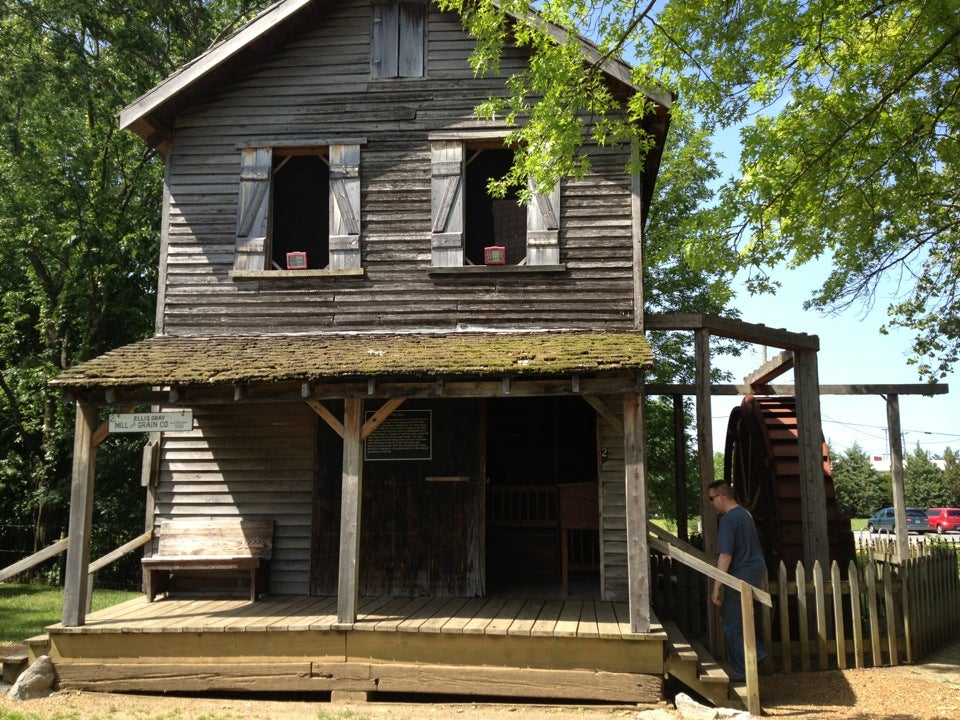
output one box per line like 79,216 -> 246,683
360,397 -> 406,441
672,395 -> 688,542
307,399 -> 345,438
645,312 -> 820,351
581,394 -> 623,434
63,403 -> 98,627
63,375 -> 649,406
886,394 -> 909,563
646,383 -> 948,396
337,398 -> 363,626
694,330 -> 715,549
794,350 -> 830,570
623,391 -> 650,632
693,328 -> 720,658
744,351 -> 794,386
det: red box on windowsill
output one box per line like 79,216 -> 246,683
484,246 -> 506,265
286,251 -> 307,269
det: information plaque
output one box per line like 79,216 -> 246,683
364,409 -> 432,461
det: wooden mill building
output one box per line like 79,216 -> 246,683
37,0 -> 747,706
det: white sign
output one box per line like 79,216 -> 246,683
109,411 -> 194,433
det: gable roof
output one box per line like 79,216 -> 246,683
119,0 -> 672,149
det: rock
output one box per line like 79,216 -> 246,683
674,692 -> 754,720
674,693 -> 720,720
7,655 -> 56,701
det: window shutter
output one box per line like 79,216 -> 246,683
329,144 -> 361,270
371,0 -> 399,79
431,141 -> 464,267
398,0 -> 427,78
527,181 -> 560,265
235,147 -> 272,271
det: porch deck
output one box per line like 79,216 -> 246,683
36,594 -> 668,704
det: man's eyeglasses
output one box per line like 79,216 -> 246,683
708,494 -> 720,502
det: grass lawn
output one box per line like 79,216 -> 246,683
0,583 -> 139,644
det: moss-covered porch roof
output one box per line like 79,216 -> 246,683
50,331 -> 653,390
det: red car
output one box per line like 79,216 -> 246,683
926,508 -> 960,534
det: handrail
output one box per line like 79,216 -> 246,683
648,521 -> 767,715
0,530 -> 153,582
89,530 -> 153,573
648,522 -> 772,606
0,537 -> 70,583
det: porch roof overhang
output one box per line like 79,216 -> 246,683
50,331 -> 653,405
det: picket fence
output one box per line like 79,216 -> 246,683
651,540 -> 960,674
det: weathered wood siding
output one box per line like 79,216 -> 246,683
596,397 -> 628,601
153,403 -> 317,595
160,1 -> 637,335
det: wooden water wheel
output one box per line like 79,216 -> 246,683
723,395 -> 855,575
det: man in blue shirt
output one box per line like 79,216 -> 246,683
708,479 -> 768,681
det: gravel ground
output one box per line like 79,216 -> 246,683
2,640 -> 958,720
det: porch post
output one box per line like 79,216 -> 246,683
337,397 -> 363,625
62,402 -> 98,627
794,349 -> 830,569
885,394 -> 909,563
694,329 -> 715,551
694,328 -> 721,653
623,390 -> 650,632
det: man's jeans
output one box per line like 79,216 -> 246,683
721,587 -> 767,677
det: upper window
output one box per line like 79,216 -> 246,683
272,152 -> 329,270
430,138 -> 561,268
371,0 -> 427,79
233,144 -> 361,274
465,147 -> 526,266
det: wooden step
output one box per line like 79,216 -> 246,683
1,648 -> 28,685
662,623 -> 734,710
688,639 -> 731,685
662,620 -> 697,662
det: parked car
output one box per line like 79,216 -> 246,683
867,506 -> 929,533
926,508 -> 960,534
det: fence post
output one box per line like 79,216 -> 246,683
813,560 -> 829,670
740,580 -> 761,716
778,561 -> 792,673
796,561 -> 811,672
831,561 -> 846,669
848,559 -> 864,669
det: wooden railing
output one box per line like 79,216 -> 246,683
651,535 -> 960,681
0,537 -> 70,584
648,523 -> 771,715
0,531 -> 152,584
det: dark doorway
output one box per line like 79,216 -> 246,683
484,396 -> 600,597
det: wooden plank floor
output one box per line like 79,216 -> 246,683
40,595 -> 668,702
49,594 -> 665,640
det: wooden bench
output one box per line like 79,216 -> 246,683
142,518 -> 274,602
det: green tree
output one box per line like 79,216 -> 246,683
903,444 -> 947,508
438,0 -> 960,380
0,0 -> 267,581
831,442 -> 887,518
943,447 -> 960,507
